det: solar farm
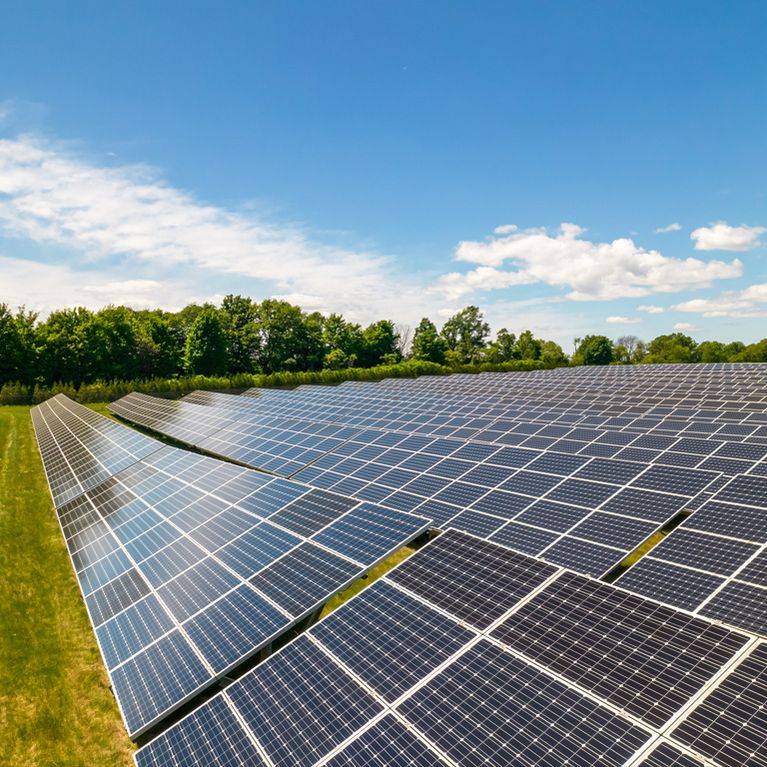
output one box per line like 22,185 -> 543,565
25,363 -> 767,766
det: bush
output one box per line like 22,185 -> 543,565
1,357 -> 564,405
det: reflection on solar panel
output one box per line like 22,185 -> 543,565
110,391 -> 361,476
135,529 -> 759,767
32,396 -> 430,737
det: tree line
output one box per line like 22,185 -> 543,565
572,333 -> 767,365
1,298 -> 765,391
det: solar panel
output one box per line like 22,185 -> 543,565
386,528 -> 558,629
397,639 -> 651,767
32,396 -> 431,738
490,571 -> 748,727
672,643 -> 767,767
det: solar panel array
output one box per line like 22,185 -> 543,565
34,365 -> 767,766
112,378 -> 767,581
618,471 -> 767,636
32,396 -> 431,737
135,529 -> 766,767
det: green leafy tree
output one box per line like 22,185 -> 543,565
322,314 -> 364,367
254,300 -> 324,373
79,307 -> 142,382
359,320 -> 401,367
539,340 -> 568,367
410,318 -> 448,364
697,340 -> 728,363
485,329 -> 520,363
645,333 -> 699,364
0,304 -> 38,385
36,307 -> 93,386
516,329 -> 542,360
573,335 -> 614,365
734,339 -> 767,362
441,306 -> 490,364
220,294 -> 260,373
184,308 -> 228,375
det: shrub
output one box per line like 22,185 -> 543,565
1,357 -> 563,406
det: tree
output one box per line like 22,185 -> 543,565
254,300 -> 324,373
410,318 -> 448,364
394,323 -> 412,357
135,312 -> 184,378
697,340 -> 728,363
539,340 -> 568,367
36,307 -> 93,386
441,306 -> 490,364
322,313 -> 364,367
184,308 -> 228,375
0,304 -> 37,386
516,330 -> 542,361
573,335 -> 614,365
485,329 -> 520,363
220,294 -> 260,373
359,320 -> 401,367
79,307 -> 142,382
645,333 -> 699,364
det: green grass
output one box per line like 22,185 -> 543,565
0,405 -> 134,767
319,546 -> 416,619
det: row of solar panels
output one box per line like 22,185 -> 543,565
110,387 -> 767,640
32,395 -> 431,738
31,365 -> 767,767
135,529 -> 767,767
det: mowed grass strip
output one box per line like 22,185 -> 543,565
0,406 -> 134,767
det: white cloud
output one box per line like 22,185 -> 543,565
606,316 -> 641,325
493,224 -> 518,235
672,284 -> 767,318
0,134 -> 437,322
432,222 -> 742,300
674,322 -> 699,331
637,304 -> 664,314
691,221 -> 765,251
654,222 -> 681,233
0,255 -> 211,314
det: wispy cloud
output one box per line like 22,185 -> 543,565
674,322 -> 699,331
431,223 -> 742,300
691,221 -> 765,251
0,134 -> 439,322
637,304 -> 664,314
654,222 -> 681,233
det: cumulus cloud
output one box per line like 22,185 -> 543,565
655,222 -> 681,233
672,284 -> 767,318
674,322 -> 699,331
431,223 -> 742,301
0,134 -> 436,322
493,224 -> 518,235
606,316 -> 641,325
691,222 -> 765,251
637,304 -> 664,314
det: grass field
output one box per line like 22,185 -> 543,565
0,403 -> 413,766
0,405 -> 135,767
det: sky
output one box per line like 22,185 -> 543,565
0,1 -> 765,350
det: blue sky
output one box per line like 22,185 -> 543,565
0,1 -> 765,348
